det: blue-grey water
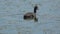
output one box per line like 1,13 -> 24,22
0,0 -> 60,34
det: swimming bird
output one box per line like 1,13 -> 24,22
24,5 -> 38,22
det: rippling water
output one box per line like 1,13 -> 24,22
0,0 -> 60,34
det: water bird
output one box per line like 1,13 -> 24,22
24,5 -> 38,22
